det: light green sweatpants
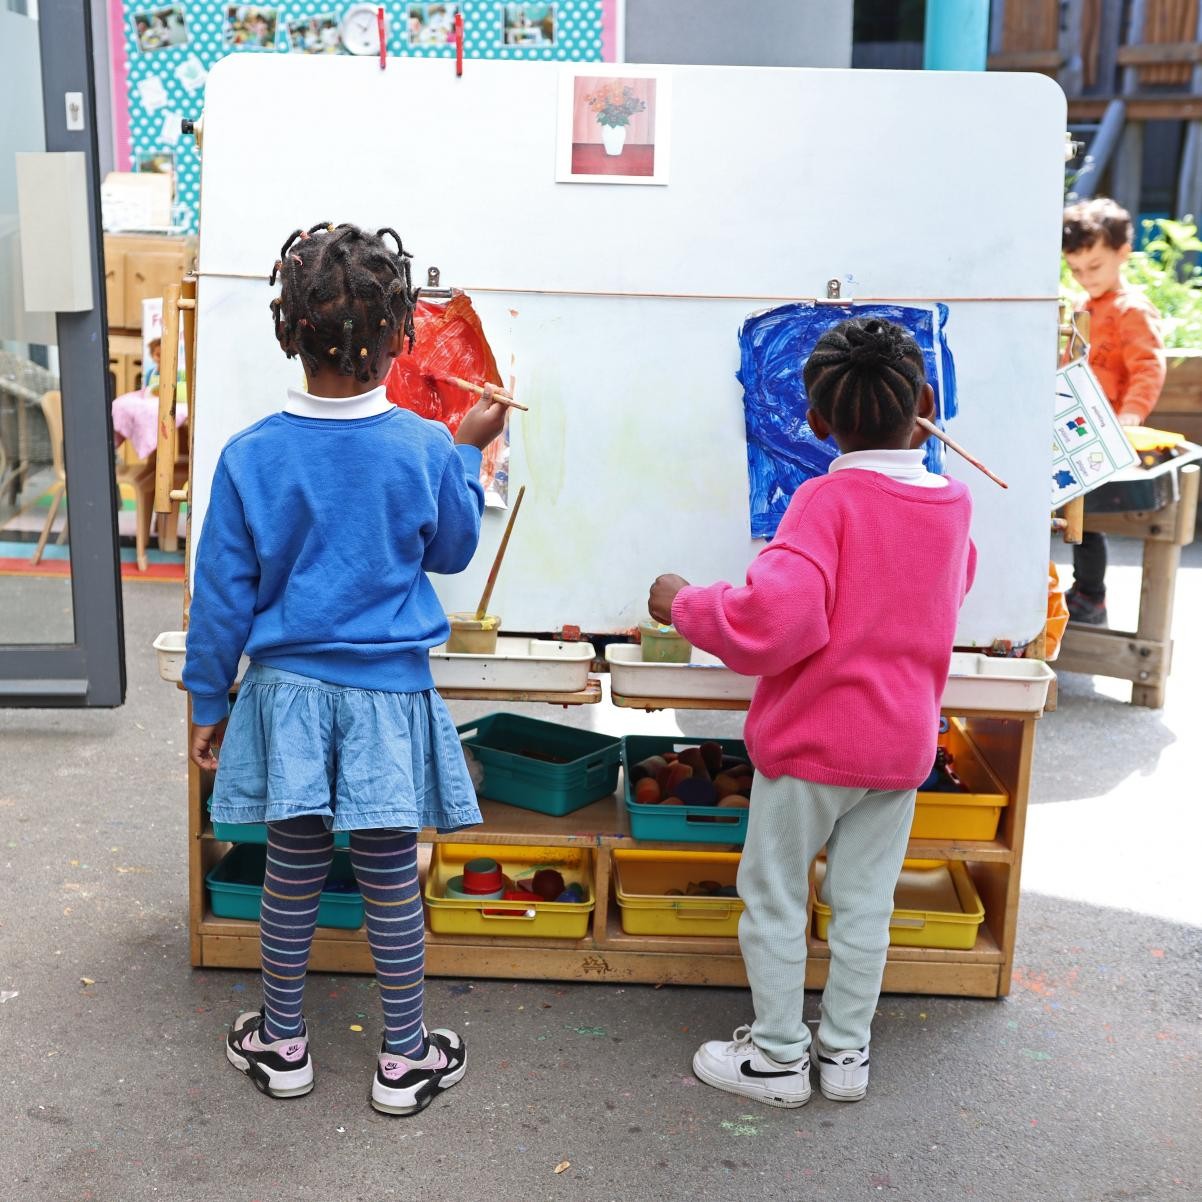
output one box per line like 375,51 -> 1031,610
736,772 -> 917,1063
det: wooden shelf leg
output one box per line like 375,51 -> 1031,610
1130,465 -> 1198,708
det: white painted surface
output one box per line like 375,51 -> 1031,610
193,56 -> 1065,644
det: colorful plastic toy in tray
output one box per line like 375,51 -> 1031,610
424,843 -> 594,939
912,719 -> 1009,841
622,735 -> 752,845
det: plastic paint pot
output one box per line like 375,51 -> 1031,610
461,857 -> 504,894
445,875 -> 505,901
446,612 -> 502,655
638,621 -> 691,664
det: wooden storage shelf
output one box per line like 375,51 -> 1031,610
189,708 -> 1037,997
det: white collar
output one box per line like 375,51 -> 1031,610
284,385 -> 393,420
828,448 -> 948,489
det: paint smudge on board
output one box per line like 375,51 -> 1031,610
386,293 -> 509,506
738,302 -> 958,540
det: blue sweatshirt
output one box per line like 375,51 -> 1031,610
184,386 -> 484,725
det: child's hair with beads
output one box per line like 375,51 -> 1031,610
802,317 -> 926,442
269,222 -> 420,382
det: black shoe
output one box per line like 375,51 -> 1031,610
371,1028 -> 466,1116
1066,588 -> 1107,626
225,1008 -> 314,1098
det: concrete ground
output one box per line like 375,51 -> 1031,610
1,537 -> 1199,1202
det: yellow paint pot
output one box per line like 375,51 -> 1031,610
446,612 -> 501,655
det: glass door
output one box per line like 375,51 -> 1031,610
0,0 -> 124,705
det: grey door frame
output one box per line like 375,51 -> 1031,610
0,0 -> 126,707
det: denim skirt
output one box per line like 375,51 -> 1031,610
209,664 -> 482,833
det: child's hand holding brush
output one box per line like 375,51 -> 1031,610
454,383 -> 509,450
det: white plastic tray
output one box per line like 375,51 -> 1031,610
430,637 -> 597,692
940,653 -> 1054,714
153,631 -> 249,686
605,643 -> 756,701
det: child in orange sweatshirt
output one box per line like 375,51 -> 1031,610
1062,197 -> 1166,625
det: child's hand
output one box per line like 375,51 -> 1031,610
454,386 -> 508,449
190,719 -> 228,772
1118,412 -> 1141,428
649,574 -> 689,625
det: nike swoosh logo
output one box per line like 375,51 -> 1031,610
740,1059 -> 799,1079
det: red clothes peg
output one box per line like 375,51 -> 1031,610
454,8 -> 464,76
378,5 -> 386,69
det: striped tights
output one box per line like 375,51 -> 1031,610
260,816 -> 426,1057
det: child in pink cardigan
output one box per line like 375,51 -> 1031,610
649,317 -> 976,1108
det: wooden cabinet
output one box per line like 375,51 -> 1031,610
102,234 -> 195,330
185,689 -> 1039,999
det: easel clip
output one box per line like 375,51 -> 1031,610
816,277 -> 853,306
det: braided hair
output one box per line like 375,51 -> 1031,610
269,222 -> 420,383
802,317 -> 926,442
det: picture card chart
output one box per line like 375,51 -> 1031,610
1051,358 -> 1139,507
112,0 -> 616,233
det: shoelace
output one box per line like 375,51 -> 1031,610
726,1024 -> 755,1052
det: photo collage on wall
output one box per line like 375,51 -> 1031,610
116,0 -> 614,233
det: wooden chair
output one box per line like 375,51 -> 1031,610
31,391 -> 68,565
33,389 -> 185,572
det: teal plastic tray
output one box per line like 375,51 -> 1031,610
458,713 -> 621,817
209,808 -> 349,849
206,844 -> 364,929
622,735 -> 752,846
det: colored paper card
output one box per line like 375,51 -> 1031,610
1050,358 -> 1139,507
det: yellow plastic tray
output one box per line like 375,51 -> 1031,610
424,843 -> 594,940
811,858 -> 985,951
612,849 -> 743,938
912,719 -> 1009,841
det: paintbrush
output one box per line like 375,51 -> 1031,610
430,371 -> 529,412
475,484 -> 526,621
915,416 -> 1008,490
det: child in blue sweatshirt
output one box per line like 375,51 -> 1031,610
184,222 -> 506,1115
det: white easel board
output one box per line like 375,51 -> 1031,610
192,56 -> 1065,646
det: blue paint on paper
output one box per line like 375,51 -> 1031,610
738,303 -> 959,540
1053,469 -> 1077,489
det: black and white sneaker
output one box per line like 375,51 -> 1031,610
370,1028 -> 466,1116
692,1025 -> 811,1108
816,1043 -> 870,1102
225,1009 -> 314,1099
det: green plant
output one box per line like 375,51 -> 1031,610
1061,216 -> 1202,350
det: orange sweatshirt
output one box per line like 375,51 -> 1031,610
1070,287 -> 1166,423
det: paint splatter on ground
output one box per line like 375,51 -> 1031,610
567,1025 -> 607,1037
738,302 -> 958,539
720,1115 -> 759,1136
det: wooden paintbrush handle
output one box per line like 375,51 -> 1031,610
475,485 -> 526,620
915,416 -> 1008,490
449,375 -> 529,412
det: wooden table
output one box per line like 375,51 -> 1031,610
1058,463 -> 1199,707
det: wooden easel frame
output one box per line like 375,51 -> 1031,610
164,271 -> 1044,999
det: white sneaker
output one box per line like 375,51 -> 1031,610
816,1043 -> 870,1101
692,1025 -> 811,1108
371,1028 -> 466,1116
